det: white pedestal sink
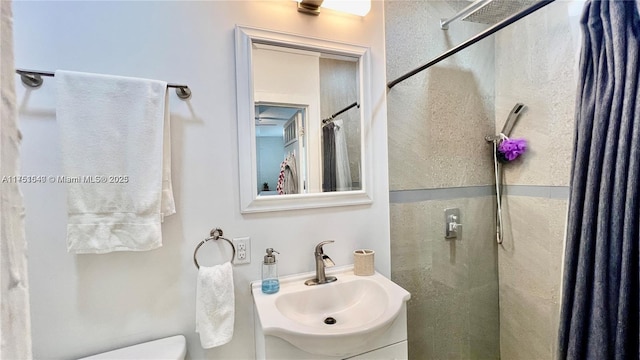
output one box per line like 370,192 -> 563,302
251,265 -> 411,359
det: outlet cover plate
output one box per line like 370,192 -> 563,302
233,237 -> 251,264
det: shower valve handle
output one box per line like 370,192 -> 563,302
448,215 -> 463,232
445,208 -> 462,239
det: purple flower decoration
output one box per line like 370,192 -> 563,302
498,138 -> 527,161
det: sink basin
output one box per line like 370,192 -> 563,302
251,265 -> 410,357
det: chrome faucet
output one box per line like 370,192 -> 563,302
304,240 -> 337,286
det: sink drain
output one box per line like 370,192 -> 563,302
324,317 -> 337,325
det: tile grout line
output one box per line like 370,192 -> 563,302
389,185 -> 570,203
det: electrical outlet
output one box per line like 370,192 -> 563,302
233,237 -> 251,264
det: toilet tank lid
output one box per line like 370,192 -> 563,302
78,335 -> 187,360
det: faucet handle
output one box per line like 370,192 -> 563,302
322,254 -> 335,268
315,240 -> 334,254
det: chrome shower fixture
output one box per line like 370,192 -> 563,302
388,1 -> 555,88
486,103 -> 526,244
486,103 -> 526,141
501,103 -> 526,136
442,0 -> 538,30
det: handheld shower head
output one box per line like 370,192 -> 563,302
485,103 -> 526,142
501,103 -> 526,137
486,102 -> 526,245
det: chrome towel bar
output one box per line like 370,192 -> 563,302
15,68 -> 192,99
193,228 -> 236,269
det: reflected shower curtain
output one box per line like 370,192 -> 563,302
558,1 -> 640,359
334,120 -> 352,191
323,123 -> 336,192
323,121 -> 352,192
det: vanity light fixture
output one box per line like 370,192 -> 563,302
296,0 -> 371,16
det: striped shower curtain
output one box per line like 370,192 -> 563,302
558,1 -> 640,359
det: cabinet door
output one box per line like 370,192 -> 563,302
345,341 -> 408,360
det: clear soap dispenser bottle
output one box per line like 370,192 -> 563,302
262,248 -> 280,294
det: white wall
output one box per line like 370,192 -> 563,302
12,1 -> 389,359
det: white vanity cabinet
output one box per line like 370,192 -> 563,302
346,341 -> 408,360
253,303 -> 409,360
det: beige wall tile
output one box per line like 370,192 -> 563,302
495,1 -> 581,187
390,198 -> 499,359
387,1 -> 577,360
390,202 -> 433,273
498,197 -> 567,358
469,283 -> 500,360
499,284 -> 555,360
386,0 -> 495,191
494,4 -> 579,357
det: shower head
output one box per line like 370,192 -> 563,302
485,103 -> 526,142
501,103 -> 525,137
442,0 -> 538,29
462,0 -> 538,25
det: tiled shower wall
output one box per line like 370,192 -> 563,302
386,0 -> 583,359
495,2 -> 582,358
385,1 -> 499,359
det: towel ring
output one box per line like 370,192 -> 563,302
193,228 -> 236,269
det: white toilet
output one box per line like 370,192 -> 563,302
78,335 -> 187,360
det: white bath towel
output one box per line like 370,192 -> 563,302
196,262 -> 235,349
55,70 -> 175,254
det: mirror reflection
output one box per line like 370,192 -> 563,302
255,103 -> 307,196
252,43 -> 361,196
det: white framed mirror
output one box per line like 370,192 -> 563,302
235,25 -> 373,213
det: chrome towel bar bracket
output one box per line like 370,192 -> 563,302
193,228 -> 236,269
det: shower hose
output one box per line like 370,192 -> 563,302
492,140 -> 504,244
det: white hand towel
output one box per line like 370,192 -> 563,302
196,262 -> 235,349
55,70 -> 175,254
160,87 -> 175,220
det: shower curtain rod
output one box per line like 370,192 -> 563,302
322,101 -> 359,123
386,0 -> 556,89
15,68 -> 192,99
